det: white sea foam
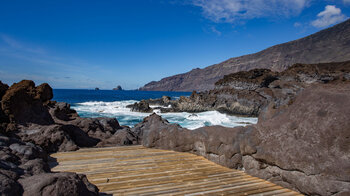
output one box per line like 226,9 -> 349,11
72,101 -> 257,130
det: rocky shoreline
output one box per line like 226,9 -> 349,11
138,82 -> 350,195
1,61 -> 350,195
129,61 -> 350,117
0,80 -> 141,195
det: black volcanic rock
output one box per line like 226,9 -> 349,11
215,69 -> 278,90
48,101 -> 79,122
242,82 -> 350,195
127,100 -> 153,113
97,127 -> 139,147
0,133 -> 98,196
19,172 -> 98,196
139,82 -> 350,195
1,80 -> 54,126
113,85 -> 123,90
137,61 -> 350,117
140,19 -> 350,92
35,83 -> 53,103
0,80 -> 141,151
0,81 -> 9,100
0,80 -> 142,195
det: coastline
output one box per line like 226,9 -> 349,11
1,61 -> 350,195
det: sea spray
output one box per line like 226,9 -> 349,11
72,100 -> 257,129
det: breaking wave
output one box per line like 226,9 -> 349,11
72,101 -> 257,130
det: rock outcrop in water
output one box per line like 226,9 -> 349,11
126,100 -> 153,113
134,61 -> 350,116
138,82 -> 350,196
140,19 -> 350,92
112,85 -> 123,91
0,80 -> 141,195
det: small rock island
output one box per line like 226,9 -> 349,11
113,85 -> 123,91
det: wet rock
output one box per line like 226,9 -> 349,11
48,101 -> 140,148
127,100 -> 153,113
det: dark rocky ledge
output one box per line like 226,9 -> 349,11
133,61 -> 350,117
0,80 -> 141,195
137,82 -> 350,196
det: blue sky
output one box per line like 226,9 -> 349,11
0,0 -> 349,89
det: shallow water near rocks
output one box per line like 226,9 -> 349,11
53,89 -> 257,129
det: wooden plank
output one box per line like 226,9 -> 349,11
50,146 -> 303,196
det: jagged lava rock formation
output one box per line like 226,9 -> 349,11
140,19 -> 350,92
0,80 -> 141,195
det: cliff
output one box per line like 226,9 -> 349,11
140,19 -> 350,92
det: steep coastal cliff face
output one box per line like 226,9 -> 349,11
140,19 -> 350,92
139,82 -> 350,196
133,61 -> 350,117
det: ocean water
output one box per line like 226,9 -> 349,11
53,89 -> 257,130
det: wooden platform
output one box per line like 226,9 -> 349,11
49,145 -> 302,196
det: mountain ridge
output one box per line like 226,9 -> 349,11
140,19 -> 350,92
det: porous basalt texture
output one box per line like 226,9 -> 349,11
1,80 -> 54,126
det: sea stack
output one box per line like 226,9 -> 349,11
113,85 -> 123,91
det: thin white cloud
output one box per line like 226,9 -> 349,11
311,5 -> 348,28
191,0 -> 310,23
1,34 -> 46,54
294,22 -> 302,27
344,0 -> 350,5
0,34 -> 110,88
210,26 -> 222,36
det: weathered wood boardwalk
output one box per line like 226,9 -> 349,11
49,145 -> 302,196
